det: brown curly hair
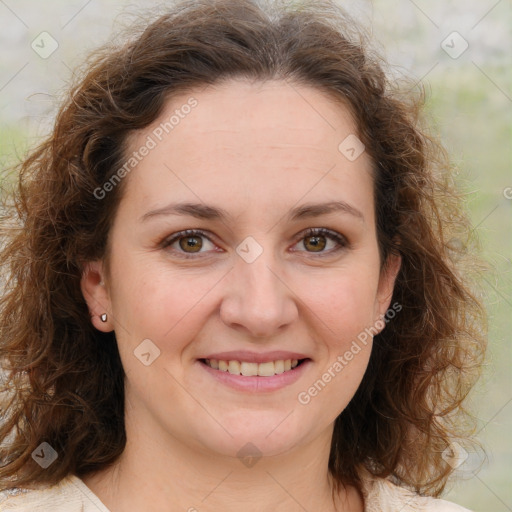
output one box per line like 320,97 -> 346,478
0,0 -> 486,499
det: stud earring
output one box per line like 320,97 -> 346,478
100,313 -> 108,323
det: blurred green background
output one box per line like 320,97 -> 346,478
1,0 -> 510,510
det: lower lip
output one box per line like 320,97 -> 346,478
198,359 -> 312,392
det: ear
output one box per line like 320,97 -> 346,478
374,251 -> 401,326
81,260 -> 113,332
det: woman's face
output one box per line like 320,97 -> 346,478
82,79 -> 400,459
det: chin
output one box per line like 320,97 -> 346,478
194,411 -> 311,460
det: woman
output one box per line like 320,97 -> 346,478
0,0 -> 486,510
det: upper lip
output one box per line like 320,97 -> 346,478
199,350 -> 310,364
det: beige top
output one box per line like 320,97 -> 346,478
0,473 -> 472,511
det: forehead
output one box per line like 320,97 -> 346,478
121,79 -> 374,222
156,79 -> 361,155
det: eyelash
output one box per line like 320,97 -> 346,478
160,228 -> 348,260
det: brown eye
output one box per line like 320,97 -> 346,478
162,229 -> 218,258
292,228 -> 348,255
179,235 -> 203,253
303,234 -> 327,252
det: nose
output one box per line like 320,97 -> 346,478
219,251 -> 299,338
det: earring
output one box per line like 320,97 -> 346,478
100,313 -> 108,323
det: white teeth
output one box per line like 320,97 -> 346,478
204,358 -> 303,376
240,361 -> 258,376
274,360 -> 284,374
257,361 -> 275,377
228,360 -> 239,375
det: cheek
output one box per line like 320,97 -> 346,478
305,269 -> 380,342
299,274 -> 377,415
109,260 -> 222,345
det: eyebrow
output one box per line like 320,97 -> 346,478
140,200 -> 364,223
140,202 -> 231,222
288,201 -> 364,222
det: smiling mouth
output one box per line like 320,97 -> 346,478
200,358 -> 309,377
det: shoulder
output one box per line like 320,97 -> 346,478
0,475 -> 110,511
360,469 -> 472,512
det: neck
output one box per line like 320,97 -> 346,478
82,412 -> 363,512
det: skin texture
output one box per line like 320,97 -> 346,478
81,79 -> 401,512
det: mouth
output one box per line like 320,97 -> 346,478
197,356 -> 311,392
200,358 -> 309,377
